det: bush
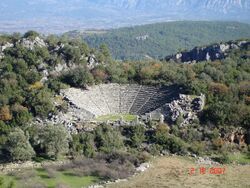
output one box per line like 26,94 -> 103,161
9,169 -> 36,180
137,151 -> 151,163
181,128 -> 202,142
23,31 -> 40,39
153,125 -> 188,154
5,128 -> 35,162
38,125 -> 70,159
0,105 -> 12,121
70,133 -> 96,158
97,151 -> 139,166
11,104 -> 31,127
62,68 -> 94,88
189,141 -> 206,155
214,152 -> 230,164
130,125 -> 145,148
94,124 -> 124,154
165,135 -> 188,154
148,144 -> 163,155
212,138 -> 225,150
27,89 -> 54,118
57,156 -> 135,181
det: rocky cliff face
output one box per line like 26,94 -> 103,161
165,40 -> 250,63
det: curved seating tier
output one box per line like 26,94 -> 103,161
61,84 -> 180,119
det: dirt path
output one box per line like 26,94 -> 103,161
107,156 -> 250,188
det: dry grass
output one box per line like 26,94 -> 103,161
107,156 -> 250,188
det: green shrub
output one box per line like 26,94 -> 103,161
130,125 -> 145,148
165,135 -> 188,154
62,68 -> 94,88
5,128 -> 35,162
35,125 -> 70,160
148,144 -> 163,155
214,152 -> 231,164
23,31 -> 40,39
189,141 -> 205,155
94,124 -> 124,154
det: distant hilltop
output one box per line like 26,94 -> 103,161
0,0 -> 250,33
82,21 -> 250,60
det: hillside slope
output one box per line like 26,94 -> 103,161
82,21 -> 250,60
107,156 -> 250,188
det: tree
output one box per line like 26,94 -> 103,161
209,82 -> 229,95
5,128 -> 35,161
46,34 -> 59,48
130,125 -> 145,148
11,104 -> 32,127
91,67 -> 108,83
203,102 -> 231,126
23,30 -> 40,39
99,44 -> 111,59
0,120 -> 10,156
38,125 -> 70,159
71,133 -> 96,157
95,124 -> 124,153
62,44 -> 81,63
154,123 -> 169,145
239,81 -> 250,95
62,67 -> 94,88
80,133 -> 96,157
27,89 -> 54,118
106,61 -> 128,83
0,106 -> 12,121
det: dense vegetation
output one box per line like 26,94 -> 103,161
76,21 -> 250,60
0,31 -> 249,186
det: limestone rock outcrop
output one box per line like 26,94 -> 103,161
168,94 -> 205,126
165,40 -> 249,63
20,36 -> 47,50
0,42 -> 14,59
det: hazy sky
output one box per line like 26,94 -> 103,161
0,0 -> 249,33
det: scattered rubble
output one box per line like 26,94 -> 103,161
136,163 -> 150,172
168,94 -> 205,126
196,156 -> 220,166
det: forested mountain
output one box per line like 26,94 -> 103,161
79,21 -> 250,60
0,0 -> 250,33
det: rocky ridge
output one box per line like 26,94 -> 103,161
0,36 -> 101,82
165,40 -> 250,64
